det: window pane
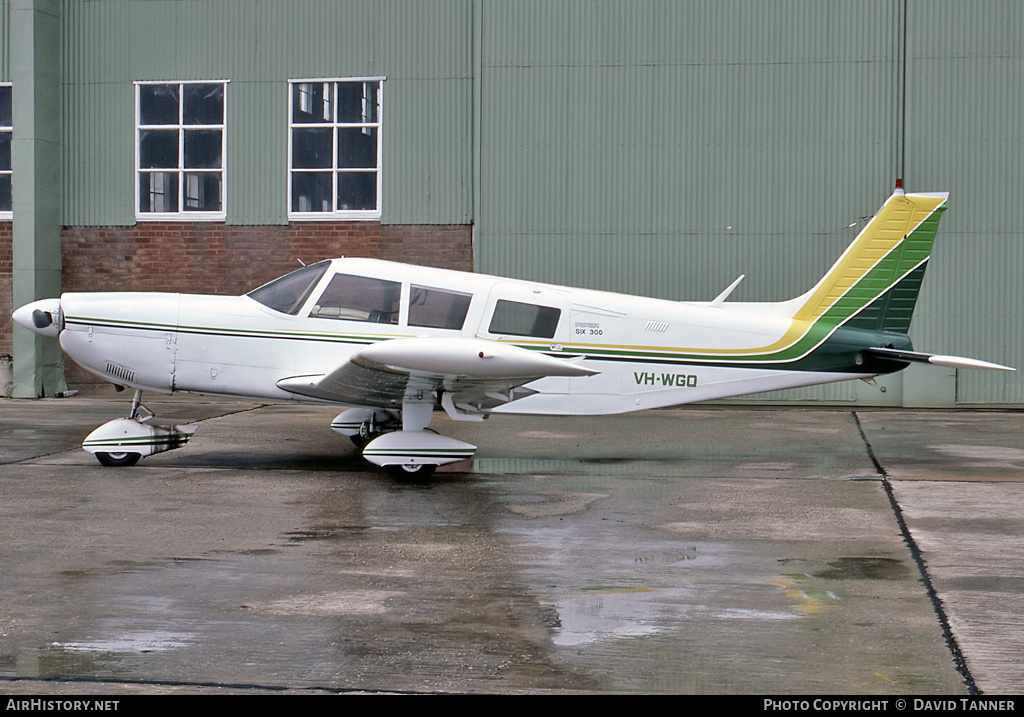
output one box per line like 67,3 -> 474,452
337,81 -> 378,123
184,172 -> 221,211
248,261 -> 330,315
489,300 -> 561,338
139,129 -> 179,169
293,82 -> 333,123
0,133 -> 10,171
337,127 -> 377,168
139,171 -> 178,213
337,172 -> 376,211
310,273 -> 400,323
184,129 -> 222,168
291,172 -> 332,212
139,84 -> 179,125
292,127 -> 332,168
183,83 -> 224,125
409,286 -> 472,330
0,174 -> 11,212
0,87 -> 11,128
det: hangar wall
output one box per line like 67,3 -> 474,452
60,0 -> 475,227
2,0 -> 1022,405
902,0 -> 1024,405
472,0 -> 1023,406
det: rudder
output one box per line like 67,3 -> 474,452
791,188 -> 948,335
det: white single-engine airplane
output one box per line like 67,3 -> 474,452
12,185 -> 1015,480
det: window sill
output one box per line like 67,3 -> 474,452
135,212 -> 228,223
287,211 -> 382,222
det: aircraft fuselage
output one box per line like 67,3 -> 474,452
52,257 -> 883,415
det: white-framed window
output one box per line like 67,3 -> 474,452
0,84 -> 11,218
288,78 -> 383,220
135,81 -> 227,220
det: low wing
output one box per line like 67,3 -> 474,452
865,347 -> 1015,372
277,337 -> 598,418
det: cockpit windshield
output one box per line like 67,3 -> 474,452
247,261 -> 330,314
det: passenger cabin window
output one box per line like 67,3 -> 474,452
310,273 -> 400,323
247,261 -> 330,315
408,286 -> 472,330
488,300 -> 561,339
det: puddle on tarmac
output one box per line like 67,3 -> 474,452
473,457 -> 683,476
811,557 -> 908,581
52,630 -> 195,653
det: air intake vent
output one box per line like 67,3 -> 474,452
105,363 -> 136,384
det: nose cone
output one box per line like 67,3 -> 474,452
12,298 -> 63,337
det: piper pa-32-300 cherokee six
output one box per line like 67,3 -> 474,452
12,184 -> 1015,480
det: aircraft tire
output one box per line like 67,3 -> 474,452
384,463 -> 436,483
94,451 -> 142,467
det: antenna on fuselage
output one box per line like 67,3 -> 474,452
710,275 -> 745,307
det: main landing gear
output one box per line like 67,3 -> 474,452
82,390 -> 198,467
331,401 -> 477,482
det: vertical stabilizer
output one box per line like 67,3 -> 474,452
791,189 -> 948,335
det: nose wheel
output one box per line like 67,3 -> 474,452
384,463 -> 437,483
94,450 -> 142,467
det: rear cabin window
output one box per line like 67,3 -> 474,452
310,273 -> 400,323
408,286 -> 472,330
488,300 -> 561,338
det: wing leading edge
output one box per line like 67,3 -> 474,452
276,337 -> 598,418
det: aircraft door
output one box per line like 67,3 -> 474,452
476,283 -> 570,347
477,283 -> 572,393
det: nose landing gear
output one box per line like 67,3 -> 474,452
83,390 -> 198,467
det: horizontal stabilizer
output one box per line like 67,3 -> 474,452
865,347 -> 1015,372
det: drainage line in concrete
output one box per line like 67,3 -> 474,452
852,411 -> 980,696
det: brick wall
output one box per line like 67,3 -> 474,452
5,222 -> 473,387
61,222 -> 473,294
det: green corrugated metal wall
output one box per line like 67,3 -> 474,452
16,0 -> 1024,404
903,0 -> 1024,404
472,0 -> 1022,405
60,0 -> 474,226
0,1 -> 8,81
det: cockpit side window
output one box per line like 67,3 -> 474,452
408,285 -> 472,330
488,299 -> 561,338
247,261 -> 330,315
310,273 -> 401,324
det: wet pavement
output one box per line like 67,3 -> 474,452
0,395 -> 1022,694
